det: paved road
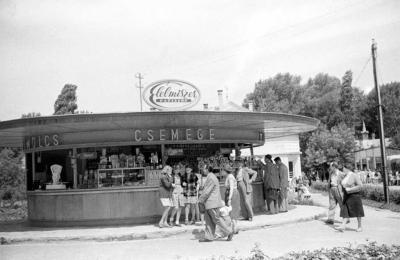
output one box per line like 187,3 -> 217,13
1,195 -> 399,260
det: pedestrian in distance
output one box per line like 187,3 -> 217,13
198,165 -> 233,242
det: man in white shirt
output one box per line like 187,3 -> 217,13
326,162 -> 346,224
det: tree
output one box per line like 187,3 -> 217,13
339,70 -> 354,127
243,73 -> 304,114
304,123 -> 356,176
351,87 -> 368,137
362,82 -> 400,138
54,84 -> 78,115
299,74 -> 343,129
0,148 -> 25,201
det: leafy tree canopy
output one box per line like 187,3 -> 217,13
54,84 -> 78,115
339,70 -> 354,127
362,82 -> 400,138
304,123 -> 356,172
243,73 -> 304,114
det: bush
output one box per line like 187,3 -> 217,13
311,181 -> 400,205
310,180 -> 329,192
206,242 -> 400,259
361,184 -> 400,205
282,242 -> 400,260
0,148 -> 26,202
0,185 -> 25,201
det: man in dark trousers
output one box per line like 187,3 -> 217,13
275,157 -> 289,212
262,155 -> 280,214
326,162 -> 346,224
198,165 -> 233,242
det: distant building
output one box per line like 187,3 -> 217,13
354,121 -> 400,171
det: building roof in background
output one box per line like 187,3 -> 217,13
355,138 -> 392,151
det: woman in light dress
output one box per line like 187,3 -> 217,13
169,164 -> 185,226
224,165 -> 240,234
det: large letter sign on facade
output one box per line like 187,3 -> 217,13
142,80 -> 201,111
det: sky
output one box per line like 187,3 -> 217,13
0,0 -> 399,120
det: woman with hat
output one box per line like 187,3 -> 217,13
158,165 -> 175,228
224,164 -> 240,233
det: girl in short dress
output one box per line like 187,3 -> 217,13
158,165 -> 175,228
169,165 -> 185,226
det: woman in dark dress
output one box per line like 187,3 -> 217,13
339,168 -> 364,232
182,165 -> 198,225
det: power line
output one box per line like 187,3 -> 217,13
353,56 -> 372,86
164,0 -> 376,75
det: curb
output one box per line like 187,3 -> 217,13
1,208 -> 327,245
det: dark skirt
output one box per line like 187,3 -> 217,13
340,190 -> 365,218
225,188 -> 240,220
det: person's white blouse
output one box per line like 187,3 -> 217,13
225,173 -> 237,190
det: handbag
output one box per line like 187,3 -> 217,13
198,202 -> 206,213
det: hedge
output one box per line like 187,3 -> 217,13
206,242 -> 400,259
311,181 -> 400,205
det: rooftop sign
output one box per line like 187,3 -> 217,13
142,79 -> 201,111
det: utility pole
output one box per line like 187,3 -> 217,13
371,39 -> 389,204
135,73 -> 144,112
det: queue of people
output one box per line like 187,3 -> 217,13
158,155 -> 289,242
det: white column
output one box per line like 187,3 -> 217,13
294,155 -> 301,179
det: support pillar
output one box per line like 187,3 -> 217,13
161,144 -> 166,166
32,151 -> 36,183
72,148 -> 78,189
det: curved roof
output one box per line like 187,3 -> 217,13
0,111 -> 319,148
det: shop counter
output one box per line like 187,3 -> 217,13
27,186 -> 163,227
27,181 -> 266,227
